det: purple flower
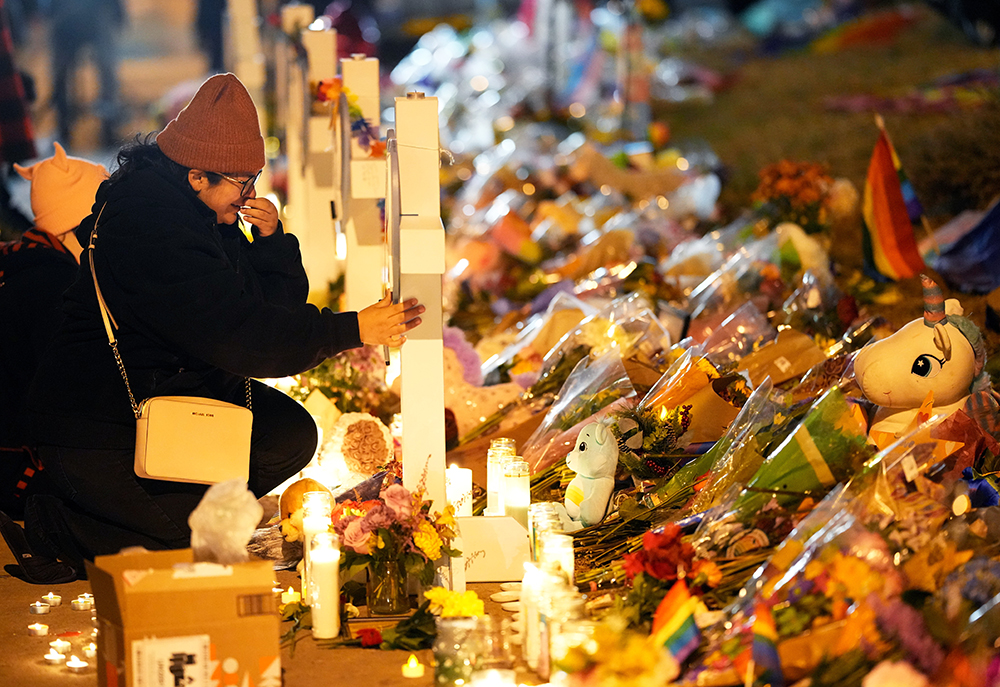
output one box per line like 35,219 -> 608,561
363,503 -> 396,530
383,484 -> 412,518
333,513 -> 357,536
869,594 -> 944,675
343,518 -> 371,555
443,326 -> 484,386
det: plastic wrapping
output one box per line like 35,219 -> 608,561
685,413 -> 999,685
522,348 -> 637,473
189,479 -> 264,565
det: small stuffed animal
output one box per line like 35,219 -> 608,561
564,420 -> 619,527
855,275 -> 987,442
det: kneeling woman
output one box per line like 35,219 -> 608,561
6,74 -> 422,583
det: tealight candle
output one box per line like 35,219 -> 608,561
66,655 -> 88,673
71,598 -> 92,611
29,602 -> 50,614
401,653 -> 425,678
77,593 -> 93,602
44,649 -> 65,665
49,639 -> 71,654
28,623 -> 49,637
41,593 -> 62,607
280,587 -> 301,605
83,642 -> 97,659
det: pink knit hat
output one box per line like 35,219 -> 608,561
156,73 -> 265,173
13,142 -> 107,236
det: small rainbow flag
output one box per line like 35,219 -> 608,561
861,117 -> 927,282
651,579 -> 701,662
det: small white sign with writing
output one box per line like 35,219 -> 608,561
455,515 -> 530,583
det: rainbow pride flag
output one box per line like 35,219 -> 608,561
651,579 -> 701,662
861,119 -> 927,282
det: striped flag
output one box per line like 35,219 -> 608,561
651,579 -> 701,662
861,116 -> 927,281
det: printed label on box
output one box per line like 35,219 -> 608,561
132,634 -> 210,687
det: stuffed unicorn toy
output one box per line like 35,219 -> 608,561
854,275 -> 988,442
564,419 -> 619,528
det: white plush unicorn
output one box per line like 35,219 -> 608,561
854,275 -> 988,442
564,420 -> 619,528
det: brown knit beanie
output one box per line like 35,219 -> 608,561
156,73 -> 265,173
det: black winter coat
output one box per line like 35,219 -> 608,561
0,229 -> 77,448
27,165 -> 361,449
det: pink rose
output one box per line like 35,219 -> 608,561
343,518 -> 371,555
383,484 -> 412,518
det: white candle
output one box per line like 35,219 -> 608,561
469,668 -> 517,686
301,491 -> 333,606
280,587 -> 301,605
44,649 -> 65,665
29,602 -> 50,614
446,464 -> 474,517
71,598 -> 91,611
41,593 -> 62,607
486,440 -> 515,515
84,642 -> 97,659
49,639 -> 71,654
503,459 -> 530,530
310,533 -> 341,639
28,623 -> 48,637
66,655 -> 88,673
401,654 -> 425,678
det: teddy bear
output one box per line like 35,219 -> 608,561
564,419 -> 619,528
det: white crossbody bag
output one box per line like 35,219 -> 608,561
88,204 -> 253,485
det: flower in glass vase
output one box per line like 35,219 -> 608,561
335,484 -> 460,615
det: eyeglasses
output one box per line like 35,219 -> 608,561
216,170 -> 262,196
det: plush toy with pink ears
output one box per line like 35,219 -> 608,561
854,275 -> 989,442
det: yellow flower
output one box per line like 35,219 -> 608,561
424,587 -> 484,617
414,521 -> 443,560
437,504 -> 456,530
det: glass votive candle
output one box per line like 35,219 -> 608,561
44,648 -> 66,665
28,623 -> 49,636
469,668 -> 517,686
41,592 -> 62,607
29,601 -> 50,614
433,616 -> 482,686
502,459 -> 530,530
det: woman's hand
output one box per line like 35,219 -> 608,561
240,197 -> 279,237
357,294 -> 425,347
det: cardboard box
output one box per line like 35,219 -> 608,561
87,548 -> 281,687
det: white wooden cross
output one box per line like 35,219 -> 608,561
279,5 -> 342,304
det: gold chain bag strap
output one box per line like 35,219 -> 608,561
88,203 -> 253,485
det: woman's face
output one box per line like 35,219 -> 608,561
188,169 -> 258,225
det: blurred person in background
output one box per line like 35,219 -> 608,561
41,0 -> 125,148
0,0 -> 35,238
0,143 -> 107,524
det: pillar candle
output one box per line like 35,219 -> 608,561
446,464 -> 474,517
301,490 -> 333,606
310,532 -> 341,639
503,458 -> 530,530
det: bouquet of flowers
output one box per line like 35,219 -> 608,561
616,524 -> 722,630
750,160 -> 834,235
335,483 -> 460,587
290,346 -> 398,425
